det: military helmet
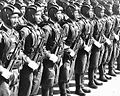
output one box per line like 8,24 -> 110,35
56,0 -> 69,12
48,5 -> 63,21
35,0 -> 47,7
24,4 -> 43,24
1,4 -> 21,27
94,5 -> 104,18
0,1 -> 7,10
14,2 -> 26,10
0,1 -> 8,18
65,4 -> 79,20
90,0 -> 99,8
81,4 -> 91,18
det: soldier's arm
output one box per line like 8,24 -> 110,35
19,27 -> 39,70
64,23 -> 76,57
42,25 -> 58,63
92,21 -> 102,48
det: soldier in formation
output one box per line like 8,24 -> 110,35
0,0 -> 120,96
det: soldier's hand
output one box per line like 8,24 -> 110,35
19,50 -> 24,59
0,65 -> 13,80
68,48 -> 75,57
49,54 -> 58,63
27,59 -> 39,71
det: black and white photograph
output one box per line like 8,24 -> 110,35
0,0 -> 120,96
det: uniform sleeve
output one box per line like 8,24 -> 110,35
93,21 -> 99,41
63,23 -> 69,39
42,25 -> 54,52
65,23 -> 76,47
20,27 -> 33,56
20,27 -> 30,39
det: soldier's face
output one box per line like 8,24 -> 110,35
101,10 -> 105,17
89,10 -> 94,18
10,14 -> 19,27
109,5 -> 113,14
74,10 -> 80,20
34,11 -> 43,24
56,11 -> 63,21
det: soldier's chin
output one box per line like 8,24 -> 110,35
36,21 -> 42,24
12,24 -> 18,28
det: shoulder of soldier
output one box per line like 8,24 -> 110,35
0,28 -> 11,44
20,25 -> 33,38
42,24 -> 52,33
78,19 -> 85,25
63,23 -> 69,29
42,24 -> 52,30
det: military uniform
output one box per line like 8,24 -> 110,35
0,5 -> 22,96
59,5 -> 79,96
18,4 -> 44,96
72,2 -> 93,96
40,4 -> 64,96
110,3 -> 120,74
103,3 -> 117,77
98,15 -> 111,82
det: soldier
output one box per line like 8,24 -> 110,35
40,4 -> 64,96
116,2 -> 120,71
17,4 -> 44,96
79,3 -> 101,89
104,2 -> 117,77
0,4 -> 22,96
56,0 -> 70,12
71,2 -> 93,96
93,4 -> 112,83
96,5 -> 112,82
108,2 -> 120,74
58,3 -> 80,96
24,4 -> 45,96
97,2 -> 115,79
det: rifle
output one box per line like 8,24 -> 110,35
94,19 -> 106,47
50,24 -> 65,63
84,20 -> 95,72
7,39 -> 23,71
107,18 -> 115,45
69,22 -> 82,80
32,37 -> 46,64
84,20 -> 94,53
52,25 -> 65,85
